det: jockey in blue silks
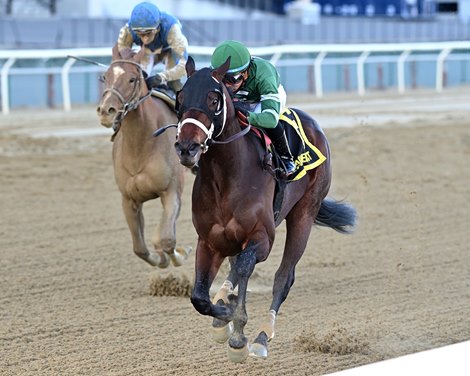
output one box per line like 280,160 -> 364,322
117,2 -> 188,93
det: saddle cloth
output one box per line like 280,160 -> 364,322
279,108 -> 326,182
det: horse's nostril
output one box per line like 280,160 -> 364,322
108,107 -> 116,115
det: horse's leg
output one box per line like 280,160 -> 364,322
250,203 -> 317,359
226,242 -> 260,363
121,196 -> 169,268
211,257 -> 240,343
153,189 -> 191,267
191,239 -> 236,320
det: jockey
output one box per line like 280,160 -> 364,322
210,40 -> 296,176
117,1 -> 188,94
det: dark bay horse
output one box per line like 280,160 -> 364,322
96,45 -> 191,269
173,56 -> 356,362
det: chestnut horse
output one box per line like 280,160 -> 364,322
96,45 -> 190,269
173,56 -> 356,362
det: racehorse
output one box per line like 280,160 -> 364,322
96,44 -> 191,269
173,56 -> 356,362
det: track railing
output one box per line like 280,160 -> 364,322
1,41 -> 470,114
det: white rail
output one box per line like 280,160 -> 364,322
1,41 -> 470,114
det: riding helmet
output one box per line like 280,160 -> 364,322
129,2 -> 161,30
211,40 -> 251,74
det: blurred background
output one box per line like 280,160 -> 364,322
0,0 -> 469,111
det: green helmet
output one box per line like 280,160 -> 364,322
211,40 -> 251,74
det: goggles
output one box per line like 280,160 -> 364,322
133,27 -> 159,37
223,72 -> 244,85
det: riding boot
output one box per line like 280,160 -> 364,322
271,130 -> 296,176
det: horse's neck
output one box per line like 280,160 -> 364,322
203,118 -> 252,182
119,104 -> 154,150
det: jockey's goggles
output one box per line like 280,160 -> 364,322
134,27 -> 159,37
223,72 -> 244,85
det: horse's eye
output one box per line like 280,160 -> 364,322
129,77 -> 136,83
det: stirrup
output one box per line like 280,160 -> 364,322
282,158 -> 296,176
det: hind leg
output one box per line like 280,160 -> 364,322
152,189 -> 191,267
250,203 -> 318,359
122,196 -> 169,268
226,242 -> 259,363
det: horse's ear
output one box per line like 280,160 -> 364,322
213,57 -> 231,81
186,56 -> 196,77
112,43 -> 121,61
134,46 -> 146,63
175,90 -> 182,116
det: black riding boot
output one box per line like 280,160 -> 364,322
269,126 -> 296,176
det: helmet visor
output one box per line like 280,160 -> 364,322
223,72 -> 244,85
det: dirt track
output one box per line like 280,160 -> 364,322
1,88 -> 469,375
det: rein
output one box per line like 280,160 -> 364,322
103,59 -> 152,139
210,123 -> 251,145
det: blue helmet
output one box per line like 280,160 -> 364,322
129,2 -> 161,30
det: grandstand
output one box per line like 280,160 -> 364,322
0,0 -> 469,48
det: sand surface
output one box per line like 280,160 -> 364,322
1,88 -> 469,375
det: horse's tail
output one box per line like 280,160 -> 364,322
314,198 -> 357,234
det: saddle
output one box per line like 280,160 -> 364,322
243,107 -> 327,223
151,87 -> 177,111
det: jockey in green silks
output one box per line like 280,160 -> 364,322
210,40 -> 296,176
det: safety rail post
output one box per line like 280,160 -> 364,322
1,58 -> 16,115
357,51 -> 370,96
269,52 -> 283,67
61,57 -> 77,112
436,48 -> 451,92
314,51 -> 327,98
397,50 -> 411,94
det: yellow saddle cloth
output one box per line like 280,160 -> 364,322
279,108 -> 327,182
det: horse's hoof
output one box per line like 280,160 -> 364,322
227,343 -> 249,363
211,321 -> 233,344
156,251 -> 170,269
169,246 -> 192,267
249,343 -> 268,360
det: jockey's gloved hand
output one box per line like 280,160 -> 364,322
233,101 -> 250,126
236,110 -> 249,127
145,74 -> 164,89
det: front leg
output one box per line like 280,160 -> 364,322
191,240 -> 233,321
121,195 -> 169,268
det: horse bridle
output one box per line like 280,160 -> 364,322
102,59 -> 152,135
176,77 -> 250,153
